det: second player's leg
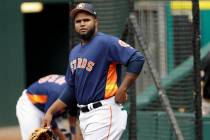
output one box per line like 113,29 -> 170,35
16,91 -> 44,140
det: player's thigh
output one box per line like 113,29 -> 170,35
79,106 -> 112,140
112,103 -> 127,130
82,121 -> 111,140
80,104 -> 127,140
108,104 -> 127,140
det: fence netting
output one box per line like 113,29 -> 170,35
68,0 -> 205,140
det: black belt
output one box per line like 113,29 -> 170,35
80,101 -> 102,112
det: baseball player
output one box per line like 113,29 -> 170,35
42,2 -> 145,140
16,74 -> 78,140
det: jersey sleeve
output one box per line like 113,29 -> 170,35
59,84 -> 76,107
107,36 -> 138,65
59,64 -> 76,106
127,54 -> 145,75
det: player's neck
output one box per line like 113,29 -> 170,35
80,31 -> 97,45
81,39 -> 89,45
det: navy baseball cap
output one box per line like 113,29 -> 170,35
70,3 -> 97,18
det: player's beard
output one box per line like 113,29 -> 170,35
78,26 -> 96,41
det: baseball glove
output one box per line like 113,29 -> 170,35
29,127 -> 53,140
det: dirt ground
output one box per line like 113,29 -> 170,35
0,124 -> 83,140
0,126 -> 21,140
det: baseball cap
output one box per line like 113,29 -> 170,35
70,3 -> 97,18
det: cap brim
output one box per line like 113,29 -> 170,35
70,9 -> 95,18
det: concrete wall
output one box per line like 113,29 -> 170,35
0,0 -> 70,126
0,0 -> 25,126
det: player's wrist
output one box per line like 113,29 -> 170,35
70,126 -> 76,135
118,84 -> 127,92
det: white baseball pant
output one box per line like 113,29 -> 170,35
78,97 -> 127,140
16,90 -> 45,140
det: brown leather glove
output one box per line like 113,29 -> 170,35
29,127 -> 53,140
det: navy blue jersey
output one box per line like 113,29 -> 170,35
27,75 -> 67,112
26,74 -> 77,128
61,32 -> 144,105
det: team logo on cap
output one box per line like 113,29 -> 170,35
77,3 -> 85,9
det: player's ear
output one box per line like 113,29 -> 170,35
95,18 -> 98,28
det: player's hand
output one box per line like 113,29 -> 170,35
115,87 -> 128,104
41,112 -> 52,128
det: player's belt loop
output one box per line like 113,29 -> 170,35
79,101 -> 102,112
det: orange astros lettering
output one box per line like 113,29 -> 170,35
70,58 -> 95,73
86,61 -> 95,72
77,58 -> 83,68
81,58 -> 87,68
